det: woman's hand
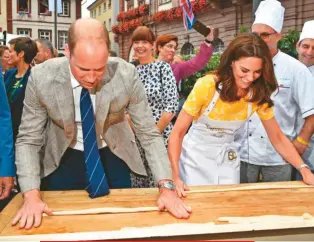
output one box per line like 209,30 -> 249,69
174,177 -> 189,198
301,168 -> 314,185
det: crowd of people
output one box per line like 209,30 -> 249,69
0,0 -> 314,230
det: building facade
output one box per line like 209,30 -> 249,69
0,0 -> 8,32
5,0 -> 81,51
116,0 -> 314,61
88,0 -> 119,54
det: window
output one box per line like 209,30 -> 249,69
17,0 -> 31,13
98,6 -> 101,15
108,18 -> 111,31
58,0 -> 70,17
58,31 -> 68,50
17,28 -> 32,37
108,0 -> 111,9
180,42 -> 194,55
39,0 -> 50,15
103,2 -> 106,11
138,0 -> 145,5
159,0 -> 171,5
38,29 -> 52,41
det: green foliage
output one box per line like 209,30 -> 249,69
278,29 -> 300,58
181,51 -> 221,98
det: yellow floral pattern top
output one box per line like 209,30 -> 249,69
183,74 -> 274,121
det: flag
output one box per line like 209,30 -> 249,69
48,0 -> 62,14
180,0 -> 195,30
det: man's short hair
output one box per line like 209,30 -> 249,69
8,37 -> 38,64
0,45 -> 9,57
67,21 -> 110,54
35,39 -> 54,57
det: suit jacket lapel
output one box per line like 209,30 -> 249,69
96,66 -> 113,137
54,60 -> 75,140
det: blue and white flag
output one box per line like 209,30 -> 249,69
181,0 -> 195,30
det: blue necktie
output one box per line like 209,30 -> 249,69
80,88 -> 110,198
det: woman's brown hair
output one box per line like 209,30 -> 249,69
155,34 -> 178,55
131,26 -> 155,44
215,33 -> 277,107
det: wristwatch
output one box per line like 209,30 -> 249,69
158,181 -> 175,190
297,164 -> 310,171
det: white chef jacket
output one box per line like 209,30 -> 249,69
237,51 -> 314,166
295,64 -> 314,170
309,65 -> 314,75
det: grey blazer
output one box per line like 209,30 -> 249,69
15,57 -> 172,193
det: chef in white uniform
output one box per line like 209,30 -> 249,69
295,20 -> 314,178
237,0 -> 314,183
297,20 -> 314,75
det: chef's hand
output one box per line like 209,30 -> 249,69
11,189 -> 52,229
0,176 -> 14,200
157,188 -> 191,219
292,139 -> 308,155
301,168 -> 314,185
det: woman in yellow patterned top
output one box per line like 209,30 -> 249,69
168,33 -> 314,197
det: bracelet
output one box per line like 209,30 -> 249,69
297,136 -> 309,146
297,163 -> 310,171
205,39 -> 212,44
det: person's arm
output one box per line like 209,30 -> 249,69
11,67 -> 52,229
168,75 -> 214,197
293,115 -> 314,155
0,70 -> 15,200
291,68 -> 314,155
171,29 -> 214,83
262,118 -> 314,184
156,63 -> 178,133
126,63 -> 191,219
168,110 -> 194,197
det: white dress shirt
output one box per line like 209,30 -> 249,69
69,69 -> 107,151
237,51 -> 314,166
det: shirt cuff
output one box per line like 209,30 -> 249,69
18,176 -> 41,194
302,108 -> 314,119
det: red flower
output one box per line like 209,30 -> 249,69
111,25 -> 119,34
139,4 -> 149,15
152,10 -> 166,22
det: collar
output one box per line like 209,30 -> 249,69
69,66 -> 81,89
272,50 -> 282,66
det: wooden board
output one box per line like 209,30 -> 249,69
0,181 -> 314,241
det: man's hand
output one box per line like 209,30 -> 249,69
292,139 -> 308,155
157,189 -> 191,219
11,189 -> 52,230
0,176 -> 14,200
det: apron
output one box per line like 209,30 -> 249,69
179,90 -> 252,185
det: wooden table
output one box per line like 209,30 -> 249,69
1,181 -> 314,241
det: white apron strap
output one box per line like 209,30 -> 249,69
203,91 -> 220,117
247,102 -> 252,118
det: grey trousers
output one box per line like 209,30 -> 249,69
240,161 -> 292,183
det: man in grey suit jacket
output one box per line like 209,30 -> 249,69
12,18 -> 191,229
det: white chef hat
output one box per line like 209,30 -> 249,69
298,20 -> 314,44
253,0 -> 285,33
